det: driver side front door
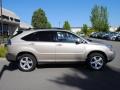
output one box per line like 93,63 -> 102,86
55,31 -> 85,62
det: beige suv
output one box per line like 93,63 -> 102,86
6,29 -> 115,71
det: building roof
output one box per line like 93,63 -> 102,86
20,22 -> 33,29
0,8 -> 20,19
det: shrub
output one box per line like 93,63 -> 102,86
0,46 -> 7,57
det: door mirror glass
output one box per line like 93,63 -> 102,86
75,38 -> 87,44
87,39 -> 92,42
75,38 -> 80,44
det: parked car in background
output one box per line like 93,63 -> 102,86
110,32 -> 120,40
101,32 -> 109,39
115,34 -> 120,41
89,32 -> 98,38
90,31 -> 120,41
79,33 -> 85,37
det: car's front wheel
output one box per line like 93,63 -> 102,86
87,53 -> 106,70
18,54 -> 37,72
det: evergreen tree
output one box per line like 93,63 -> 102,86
63,21 -> 71,31
32,8 -> 52,29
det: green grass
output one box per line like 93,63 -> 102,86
0,46 -> 7,57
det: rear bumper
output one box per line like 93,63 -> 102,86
6,53 -> 16,62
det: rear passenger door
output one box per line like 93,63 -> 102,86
22,31 -> 56,62
36,31 -> 56,62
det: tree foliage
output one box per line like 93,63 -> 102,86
46,22 -> 52,29
81,24 -> 88,35
32,8 -> 52,29
76,30 -> 81,35
63,21 -> 71,31
90,5 -> 109,32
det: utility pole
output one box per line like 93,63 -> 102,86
0,0 -> 4,43
59,21 -> 60,28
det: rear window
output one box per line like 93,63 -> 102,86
22,31 -> 56,42
22,32 -> 39,41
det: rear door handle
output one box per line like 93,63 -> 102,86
56,44 -> 62,46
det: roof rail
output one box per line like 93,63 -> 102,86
19,27 -> 64,30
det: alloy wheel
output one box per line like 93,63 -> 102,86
20,57 -> 33,70
90,56 -> 104,70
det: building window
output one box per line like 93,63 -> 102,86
14,19 -> 20,22
10,17 -> 13,21
0,15 -> 9,20
0,23 -> 8,36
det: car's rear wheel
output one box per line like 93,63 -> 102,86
18,54 -> 37,72
87,53 -> 106,70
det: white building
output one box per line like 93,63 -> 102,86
109,26 -> 118,32
71,26 -> 118,33
71,27 -> 91,33
0,8 -> 32,36
71,27 -> 82,33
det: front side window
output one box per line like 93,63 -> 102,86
56,31 -> 79,43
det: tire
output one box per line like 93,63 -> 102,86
17,54 -> 37,72
86,53 -> 106,70
112,37 -> 116,41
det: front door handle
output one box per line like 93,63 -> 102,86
29,43 -> 35,46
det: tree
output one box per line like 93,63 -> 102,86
46,22 -> 52,29
81,24 -> 88,35
63,21 -> 71,31
32,8 -> 52,29
90,5 -> 109,32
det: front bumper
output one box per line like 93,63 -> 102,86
6,53 -> 16,62
107,50 -> 116,62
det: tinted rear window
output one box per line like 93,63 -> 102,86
22,31 -> 56,42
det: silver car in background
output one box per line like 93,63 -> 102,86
6,29 -> 115,72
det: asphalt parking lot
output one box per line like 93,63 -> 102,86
0,39 -> 120,90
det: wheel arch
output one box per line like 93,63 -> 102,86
16,51 -> 37,62
87,50 -> 108,62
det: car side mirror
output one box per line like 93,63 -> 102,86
87,39 -> 92,42
75,38 -> 80,44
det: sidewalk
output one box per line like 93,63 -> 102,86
0,58 -> 6,61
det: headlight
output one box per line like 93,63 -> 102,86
106,45 -> 113,51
